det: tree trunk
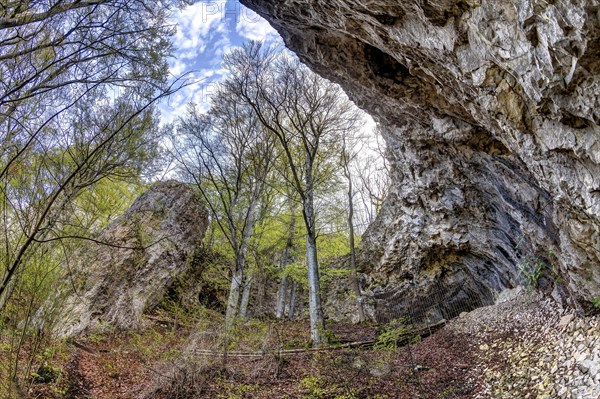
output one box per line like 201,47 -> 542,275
301,181 -> 324,345
0,276 -> 16,313
347,173 -> 366,323
225,197 -> 258,328
306,230 -> 326,346
277,206 -> 296,319
239,273 -> 253,319
276,274 -> 288,319
303,165 -> 326,347
225,265 -> 243,329
288,279 -> 297,320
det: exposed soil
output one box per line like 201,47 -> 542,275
26,320 -> 479,399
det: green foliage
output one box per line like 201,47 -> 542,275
300,375 -> 333,399
518,259 -> 545,291
74,179 -> 148,232
299,375 -> 358,399
518,258 -> 560,292
221,319 -> 270,352
322,328 -> 339,346
318,232 -> 351,264
593,296 -> 600,310
131,328 -> 165,360
217,383 -> 259,399
374,319 -> 412,350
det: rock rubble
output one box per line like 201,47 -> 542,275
449,289 -> 599,399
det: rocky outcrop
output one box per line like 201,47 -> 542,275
53,181 -> 208,336
241,0 -> 600,319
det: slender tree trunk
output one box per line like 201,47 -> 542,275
305,230 -> 325,346
276,274 -> 288,319
239,273 -> 252,319
304,173 -> 326,346
0,276 -> 16,313
288,279 -> 297,320
224,198 -> 258,328
276,207 -> 296,319
347,174 -> 366,323
225,264 -> 243,329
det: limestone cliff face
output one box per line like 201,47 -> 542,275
241,0 -> 600,318
53,181 -> 208,336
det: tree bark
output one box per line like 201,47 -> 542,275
304,174 -> 326,346
306,230 -> 326,346
239,273 -> 252,319
288,279 -> 297,320
0,277 -> 16,313
276,206 -> 296,319
224,195 -> 258,328
276,274 -> 288,319
225,266 -> 243,329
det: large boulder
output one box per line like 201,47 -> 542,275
53,181 -> 208,336
241,0 -> 600,319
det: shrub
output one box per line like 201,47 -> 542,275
145,360 -> 215,399
374,319 -> 412,350
518,259 -> 545,291
593,296 -> 600,310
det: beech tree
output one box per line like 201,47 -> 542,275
172,93 -> 277,328
355,128 -> 390,226
223,42 -> 362,346
340,136 -> 367,322
276,203 -> 297,320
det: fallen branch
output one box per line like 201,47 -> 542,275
68,339 -> 100,356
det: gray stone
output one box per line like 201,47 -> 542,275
560,314 -> 575,330
369,361 -> 392,377
578,360 -> 592,374
51,181 -> 208,336
352,356 -> 366,370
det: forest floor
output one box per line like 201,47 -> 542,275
20,289 -> 597,399
24,316 -> 479,399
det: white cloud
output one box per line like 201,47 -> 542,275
211,36 -> 234,63
161,2 -> 282,124
175,2 -> 227,52
159,66 -> 225,123
169,59 -> 187,77
236,6 -> 278,42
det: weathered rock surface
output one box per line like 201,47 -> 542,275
53,181 -> 208,336
241,0 -> 600,318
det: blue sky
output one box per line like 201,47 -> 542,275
160,1 -> 280,122
159,2 -> 382,228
